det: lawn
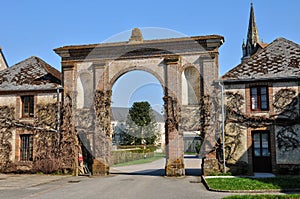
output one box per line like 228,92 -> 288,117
112,152 -> 165,167
223,194 -> 300,199
205,176 -> 300,191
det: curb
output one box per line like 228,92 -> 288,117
201,175 -> 300,193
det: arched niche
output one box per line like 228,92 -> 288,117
76,72 -> 93,109
182,66 -> 200,105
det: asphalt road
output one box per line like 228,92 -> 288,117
0,156 -> 233,199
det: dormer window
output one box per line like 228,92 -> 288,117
251,86 -> 269,111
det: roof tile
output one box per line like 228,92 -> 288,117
0,56 -> 61,91
223,37 -> 300,81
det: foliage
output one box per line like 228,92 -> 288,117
124,102 -> 159,145
94,90 -> 112,171
0,96 -> 80,174
33,103 -> 61,173
34,97 -> 80,174
112,152 -> 165,167
0,106 -> 15,172
205,176 -> 300,190
129,102 -> 151,127
195,142 -> 201,154
117,144 -> 158,152
207,171 -> 232,176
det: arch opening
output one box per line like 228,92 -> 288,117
110,70 -> 166,175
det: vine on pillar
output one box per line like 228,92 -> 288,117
164,95 -> 185,176
93,90 -> 112,175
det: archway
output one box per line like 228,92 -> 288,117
54,28 -> 224,176
110,70 -> 166,175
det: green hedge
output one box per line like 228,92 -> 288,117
111,148 -> 155,165
117,145 -> 158,152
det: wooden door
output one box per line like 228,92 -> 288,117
252,131 -> 272,172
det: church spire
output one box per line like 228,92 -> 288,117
0,47 -> 8,71
247,3 -> 260,45
242,3 -> 261,62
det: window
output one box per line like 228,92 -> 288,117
250,86 -> 268,111
21,96 -> 34,117
20,134 -> 33,161
253,131 -> 270,157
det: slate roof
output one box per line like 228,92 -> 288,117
223,37 -> 300,81
0,56 -> 61,91
111,107 -> 164,123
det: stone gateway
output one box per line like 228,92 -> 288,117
54,29 -> 224,176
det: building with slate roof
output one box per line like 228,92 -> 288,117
219,4 -> 300,175
0,55 -> 62,171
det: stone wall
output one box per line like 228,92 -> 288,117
0,93 -> 81,174
217,84 -> 300,175
180,106 -> 201,131
0,106 -> 15,172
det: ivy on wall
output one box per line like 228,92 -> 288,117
59,93 -> 81,172
0,93 -> 81,173
33,97 -> 80,174
277,126 -> 300,151
223,88 -> 300,162
94,90 -> 112,168
33,103 -> 61,173
0,106 -> 15,172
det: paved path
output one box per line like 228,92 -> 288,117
111,154 -> 202,176
0,156 -> 233,199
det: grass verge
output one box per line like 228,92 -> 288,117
112,152 -> 165,167
223,194 -> 300,199
205,176 -> 300,191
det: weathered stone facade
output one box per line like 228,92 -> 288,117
0,56 -> 79,173
55,29 -> 224,176
221,38 -> 300,175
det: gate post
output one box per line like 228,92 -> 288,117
164,96 -> 185,176
93,90 -> 112,175
163,55 -> 185,176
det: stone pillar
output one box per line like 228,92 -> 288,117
89,63 -> 112,175
93,90 -> 111,175
61,63 -> 81,175
164,55 -> 185,176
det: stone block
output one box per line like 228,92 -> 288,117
165,158 -> 185,176
92,159 -> 109,176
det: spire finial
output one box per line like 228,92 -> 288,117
247,2 -> 260,45
129,28 -> 143,43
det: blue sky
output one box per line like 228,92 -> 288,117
1,0 -> 299,110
